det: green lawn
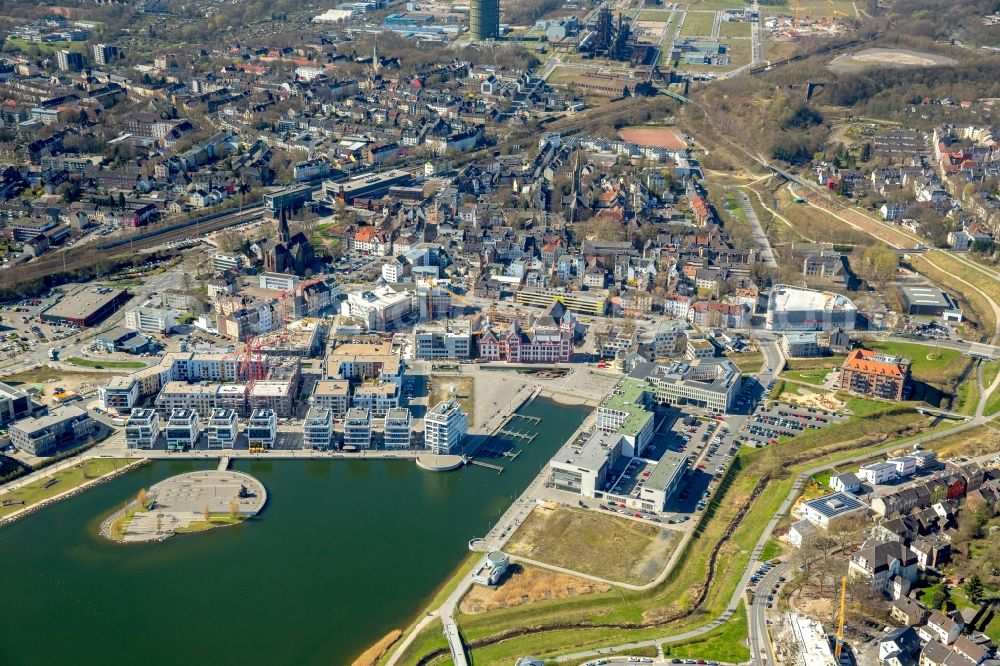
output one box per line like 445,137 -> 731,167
665,605 -> 750,663
866,341 -> 966,390
0,458 -> 137,518
719,21 -> 751,37
984,390 -> 1000,417
679,10 -> 717,35
65,357 -> 146,369
726,352 -> 764,374
638,9 -> 675,20
174,513 -> 246,533
760,538 -> 782,561
780,369 -> 831,386
956,377 -> 980,416
984,359 -> 1000,390
3,38 -> 89,55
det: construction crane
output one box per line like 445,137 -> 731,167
793,0 -> 803,29
835,575 -> 847,660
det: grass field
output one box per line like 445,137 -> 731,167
174,513 -> 246,533
664,604 -> 750,662
0,366 -> 109,386
779,369 -> 832,386
460,563 -> 611,614
726,351 -> 764,373
506,507 -> 680,585
783,355 -> 847,371
65,357 -> 146,369
3,38 -> 88,55
984,360 -> 1000,389
719,21 -> 750,37
866,341 -> 966,390
0,458 -> 136,519
638,9 -> 675,20
726,42 -> 752,67
679,11 -> 717,35
956,377 -> 980,416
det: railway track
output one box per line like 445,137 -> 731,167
3,206 -> 265,285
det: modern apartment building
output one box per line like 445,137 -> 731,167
303,407 -> 334,450
424,399 -> 469,455
99,375 -> 140,413
206,408 -> 239,449
840,348 -> 911,401
311,380 -> 350,418
247,408 -> 277,452
165,409 -> 199,452
125,408 -> 160,449
383,408 -> 412,449
344,407 -> 372,450
351,382 -> 399,418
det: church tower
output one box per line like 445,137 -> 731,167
372,40 -> 382,75
278,207 -> 290,243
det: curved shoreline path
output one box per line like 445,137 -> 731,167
108,470 -> 267,543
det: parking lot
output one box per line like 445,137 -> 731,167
740,401 -> 846,446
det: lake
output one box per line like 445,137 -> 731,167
0,398 -> 588,665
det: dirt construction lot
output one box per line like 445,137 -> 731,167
505,506 -> 680,586
459,563 -> 611,614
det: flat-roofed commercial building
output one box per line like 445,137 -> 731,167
413,321 -> 473,360
766,285 -> 857,331
311,380 -> 350,417
321,169 -> 411,204
41,285 -> 130,327
781,332 -> 823,358
550,430 -> 624,497
515,288 -> 608,316
634,359 -> 741,414
10,405 -> 95,456
263,184 -> 313,213
125,408 -> 159,449
900,285 -> 962,321
0,382 -> 32,426
638,451 -> 688,511
303,406 -> 334,450
383,408 -> 412,449
424,399 -> 468,454
344,286 -> 415,331
124,306 -> 175,334
165,408 -> 198,452
344,407 -> 372,450
206,408 -> 238,449
247,408 -> 277,452
596,379 -> 655,456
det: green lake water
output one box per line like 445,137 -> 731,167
0,398 -> 588,666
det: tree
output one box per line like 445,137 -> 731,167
229,500 -> 239,519
928,585 -> 950,611
859,245 -> 898,289
203,505 -> 210,522
963,574 -> 985,604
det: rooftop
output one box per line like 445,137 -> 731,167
770,285 -> 857,313
42,285 -> 128,320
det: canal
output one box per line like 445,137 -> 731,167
0,398 -> 589,666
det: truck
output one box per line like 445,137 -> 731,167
48,348 -> 59,361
